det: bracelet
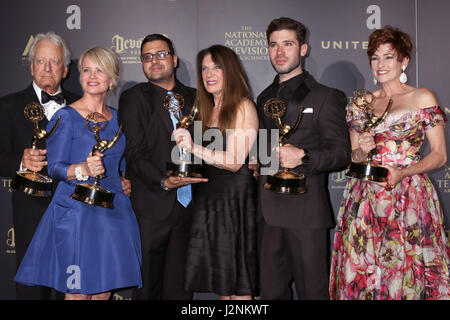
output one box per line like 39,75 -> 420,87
75,165 -> 89,181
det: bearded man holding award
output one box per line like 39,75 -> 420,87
256,17 -> 351,300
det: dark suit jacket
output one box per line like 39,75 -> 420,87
118,80 -> 196,221
0,83 -> 79,182
0,83 -> 79,267
257,73 -> 350,229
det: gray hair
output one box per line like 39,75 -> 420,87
28,31 -> 71,66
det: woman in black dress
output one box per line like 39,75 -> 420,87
173,45 -> 259,300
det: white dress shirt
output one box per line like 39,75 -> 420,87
32,81 -> 66,120
20,83 -> 67,171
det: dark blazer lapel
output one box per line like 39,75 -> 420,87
25,84 -> 39,102
258,81 -> 280,130
284,81 -> 310,125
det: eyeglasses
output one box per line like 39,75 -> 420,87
141,50 -> 171,63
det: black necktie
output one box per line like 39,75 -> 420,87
41,91 -> 65,105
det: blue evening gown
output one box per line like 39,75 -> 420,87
14,106 -> 142,294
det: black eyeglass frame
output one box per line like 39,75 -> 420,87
140,50 -> 172,62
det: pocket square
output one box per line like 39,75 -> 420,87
303,107 -> 313,113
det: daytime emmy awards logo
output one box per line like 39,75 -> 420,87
224,26 -> 269,61
111,34 -> 144,64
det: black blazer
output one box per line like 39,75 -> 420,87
0,84 -> 79,178
256,74 -> 351,229
0,84 -> 79,217
118,80 -> 196,221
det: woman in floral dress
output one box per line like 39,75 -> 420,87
329,26 -> 450,300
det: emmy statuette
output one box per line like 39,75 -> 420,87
70,112 -> 122,209
11,102 -> 61,197
346,89 -> 393,182
263,98 -> 307,195
164,93 -> 203,178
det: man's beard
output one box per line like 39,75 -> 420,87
271,55 -> 301,75
144,65 -> 173,83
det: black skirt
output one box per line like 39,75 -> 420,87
184,164 -> 259,296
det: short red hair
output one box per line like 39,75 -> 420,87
367,26 -> 413,63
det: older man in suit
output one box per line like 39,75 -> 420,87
0,31 -> 79,300
256,17 -> 351,300
118,34 -> 207,300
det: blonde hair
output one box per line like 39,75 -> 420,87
78,46 -> 120,88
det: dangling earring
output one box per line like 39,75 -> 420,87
373,78 -> 378,85
399,65 -> 407,83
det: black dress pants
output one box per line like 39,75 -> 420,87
258,220 -> 330,300
132,201 -> 193,300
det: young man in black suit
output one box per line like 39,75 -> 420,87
0,31 -> 79,300
256,17 -> 351,299
118,34 -> 207,300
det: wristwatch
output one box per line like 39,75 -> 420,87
301,149 -> 310,165
160,178 -> 170,191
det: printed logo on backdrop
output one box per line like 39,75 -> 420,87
321,5 -> 381,51
21,4 -> 81,65
112,293 -> 131,300
330,169 -> 348,190
436,165 -> 450,194
1,178 -> 12,192
435,107 -> 450,193
111,35 -> 144,64
224,26 -> 268,61
6,227 -> 15,254
21,35 -> 34,66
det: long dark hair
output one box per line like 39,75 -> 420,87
196,45 -> 251,132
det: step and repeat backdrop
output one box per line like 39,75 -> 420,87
0,0 -> 448,299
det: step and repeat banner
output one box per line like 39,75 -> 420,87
0,0 -> 448,299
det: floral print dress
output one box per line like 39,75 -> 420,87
329,105 -> 450,300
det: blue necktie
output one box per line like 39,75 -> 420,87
167,91 -> 192,208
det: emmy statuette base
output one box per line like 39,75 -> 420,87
264,171 -> 307,195
70,183 -> 115,209
346,161 -> 388,183
11,171 -> 53,197
166,161 -> 203,178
